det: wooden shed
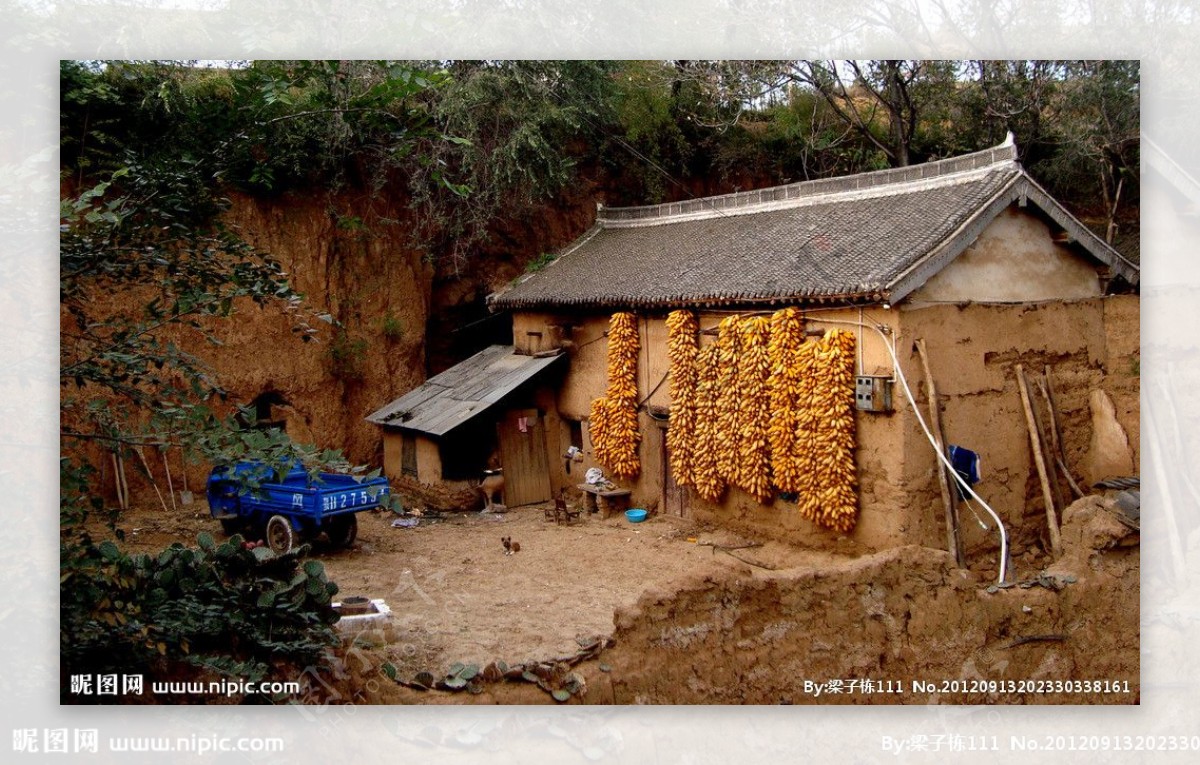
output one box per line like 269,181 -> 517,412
365,344 -> 566,509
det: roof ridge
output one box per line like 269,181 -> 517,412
599,139 -> 1018,226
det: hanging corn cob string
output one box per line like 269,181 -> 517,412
588,312 -> 641,478
735,316 -> 773,502
714,315 -> 742,484
665,310 -> 699,487
692,342 -> 725,502
588,396 -> 615,467
605,312 -> 639,404
793,338 -> 821,520
768,307 -> 805,494
793,328 -> 859,532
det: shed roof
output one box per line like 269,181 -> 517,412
490,138 -> 1139,311
364,345 -> 564,437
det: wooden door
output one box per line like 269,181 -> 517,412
661,427 -> 689,518
497,408 -> 552,508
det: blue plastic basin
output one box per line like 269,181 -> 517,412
626,508 -> 648,523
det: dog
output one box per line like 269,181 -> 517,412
478,468 -> 505,513
501,536 -> 520,555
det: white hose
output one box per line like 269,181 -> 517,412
809,316 -> 1010,584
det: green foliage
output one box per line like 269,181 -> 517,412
60,61 -> 429,693
524,252 -> 557,274
326,330 -> 370,382
61,60 -> 456,196
1033,61 -> 1140,214
62,59 -> 1137,270
403,60 -> 617,267
61,471 -> 341,699
380,312 -> 405,341
192,414 -> 377,485
60,163 -> 316,420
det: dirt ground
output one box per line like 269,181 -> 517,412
96,489 -> 1138,705
108,498 -> 835,679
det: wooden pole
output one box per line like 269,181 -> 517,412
1042,366 -> 1068,458
915,339 -> 963,566
161,447 -> 178,512
178,447 -> 194,505
1037,368 -> 1084,499
135,446 -> 170,514
1024,369 -> 1066,514
1017,364 -> 1061,557
111,452 -> 127,510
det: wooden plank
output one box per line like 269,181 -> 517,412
161,447 -> 177,512
498,409 -> 552,507
661,429 -> 687,518
1016,363 -> 1061,558
369,346 -> 562,435
372,384 -> 447,422
415,402 -> 476,435
134,446 -> 170,514
578,485 -> 632,498
915,339 -> 962,566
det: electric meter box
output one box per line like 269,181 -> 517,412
855,376 -> 894,412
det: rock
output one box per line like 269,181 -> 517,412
1060,495 -> 1137,554
1084,390 -> 1135,484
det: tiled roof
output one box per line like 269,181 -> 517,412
490,140 -> 1138,311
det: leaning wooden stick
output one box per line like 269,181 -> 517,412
916,339 -> 963,566
1037,369 -> 1084,499
1026,369 -> 1066,513
111,452 -> 126,510
135,446 -> 170,514
161,446 -> 177,512
1017,364 -> 1061,557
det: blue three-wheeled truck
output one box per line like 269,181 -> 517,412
206,461 -> 391,554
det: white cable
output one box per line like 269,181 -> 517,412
807,316 -> 1010,584
960,497 -> 990,531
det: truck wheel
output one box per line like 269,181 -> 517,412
328,515 -> 358,548
265,515 -> 295,555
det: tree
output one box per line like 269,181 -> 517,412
400,60 -> 617,271
59,60 -> 455,697
1040,61 -> 1139,242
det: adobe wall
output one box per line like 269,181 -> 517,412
591,498 -> 1139,704
907,206 -> 1103,303
63,188 -> 435,506
896,296 -> 1139,564
514,295 -> 1137,560
513,307 -> 918,552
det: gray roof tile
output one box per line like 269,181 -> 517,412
491,141 -> 1137,311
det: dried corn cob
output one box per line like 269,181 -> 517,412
714,316 -> 741,484
589,312 -> 642,479
665,310 -> 699,487
692,342 -> 725,502
735,316 -> 773,502
768,307 -> 805,494
792,329 -> 858,531
605,311 -> 639,405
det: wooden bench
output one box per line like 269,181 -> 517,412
576,483 -> 632,519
